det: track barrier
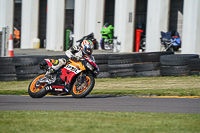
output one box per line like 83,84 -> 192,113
8,34 -> 14,57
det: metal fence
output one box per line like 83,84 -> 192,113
0,31 -> 2,56
1,27 -> 9,57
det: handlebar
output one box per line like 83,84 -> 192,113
76,33 -> 94,43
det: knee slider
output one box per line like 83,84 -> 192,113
59,58 -> 66,65
53,60 -> 59,66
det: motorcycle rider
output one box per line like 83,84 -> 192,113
45,40 -> 94,76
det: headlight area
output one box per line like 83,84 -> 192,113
93,70 -> 99,76
86,62 -> 94,71
85,61 -> 99,76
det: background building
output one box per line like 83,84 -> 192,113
0,0 -> 199,54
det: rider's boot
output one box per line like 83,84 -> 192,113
45,67 -> 56,78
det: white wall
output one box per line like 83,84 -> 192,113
181,0 -> 200,54
1,0 -> 200,54
21,0 -> 39,49
114,0 -> 136,52
73,0 -> 86,46
46,0 -> 65,51
0,0 -> 14,34
74,0 -> 104,47
86,0 -> 104,45
145,0 -> 170,52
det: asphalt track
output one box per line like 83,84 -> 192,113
0,95 -> 200,114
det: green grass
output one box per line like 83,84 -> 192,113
91,88 -> 200,96
0,76 -> 200,96
1,77 -> 200,133
0,111 -> 200,133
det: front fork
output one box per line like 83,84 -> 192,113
75,72 -> 86,86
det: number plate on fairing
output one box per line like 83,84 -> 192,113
44,85 -> 53,91
44,85 -> 69,92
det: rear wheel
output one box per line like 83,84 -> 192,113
72,74 -> 95,98
139,38 -> 146,52
28,74 -> 48,98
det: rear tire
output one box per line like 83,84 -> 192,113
139,38 -> 146,52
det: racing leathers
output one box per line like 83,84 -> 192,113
45,45 -> 87,76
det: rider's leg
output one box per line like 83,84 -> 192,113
46,58 -> 67,75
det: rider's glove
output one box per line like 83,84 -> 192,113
71,56 -> 78,61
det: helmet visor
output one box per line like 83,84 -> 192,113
86,48 -> 92,55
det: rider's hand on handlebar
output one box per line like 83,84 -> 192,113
71,56 -> 77,61
71,56 -> 80,61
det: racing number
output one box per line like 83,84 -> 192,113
45,86 -> 52,91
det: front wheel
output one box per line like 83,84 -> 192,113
28,74 -> 48,98
71,74 -> 95,98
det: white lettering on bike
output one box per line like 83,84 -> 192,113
45,86 -> 52,91
65,64 -> 81,74
55,88 -> 63,91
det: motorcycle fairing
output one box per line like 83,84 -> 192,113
44,59 -> 55,67
43,84 -> 69,92
61,60 -> 86,82
44,59 -> 86,83
85,58 -> 99,70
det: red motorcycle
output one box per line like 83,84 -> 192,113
28,55 -> 99,98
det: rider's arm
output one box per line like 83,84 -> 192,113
65,50 -> 73,58
65,45 -> 83,59
89,55 -> 96,62
74,50 -> 83,59
65,46 -> 79,58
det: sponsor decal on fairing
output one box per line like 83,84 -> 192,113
64,64 -> 82,74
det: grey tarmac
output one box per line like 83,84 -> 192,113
0,95 -> 200,114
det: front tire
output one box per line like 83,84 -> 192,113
71,74 -> 95,98
28,74 -> 48,98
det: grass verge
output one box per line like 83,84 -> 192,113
1,77 -> 200,133
0,76 -> 200,96
0,111 -> 200,133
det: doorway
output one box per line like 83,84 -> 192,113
134,0 -> 148,52
104,0 -> 115,26
14,0 -> 22,48
169,0 -> 184,38
135,0 -> 147,34
39,0 -> 47,48
64,0 -> 74,50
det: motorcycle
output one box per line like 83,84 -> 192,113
28,52 -> 99,98
100,23 -> 114,50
